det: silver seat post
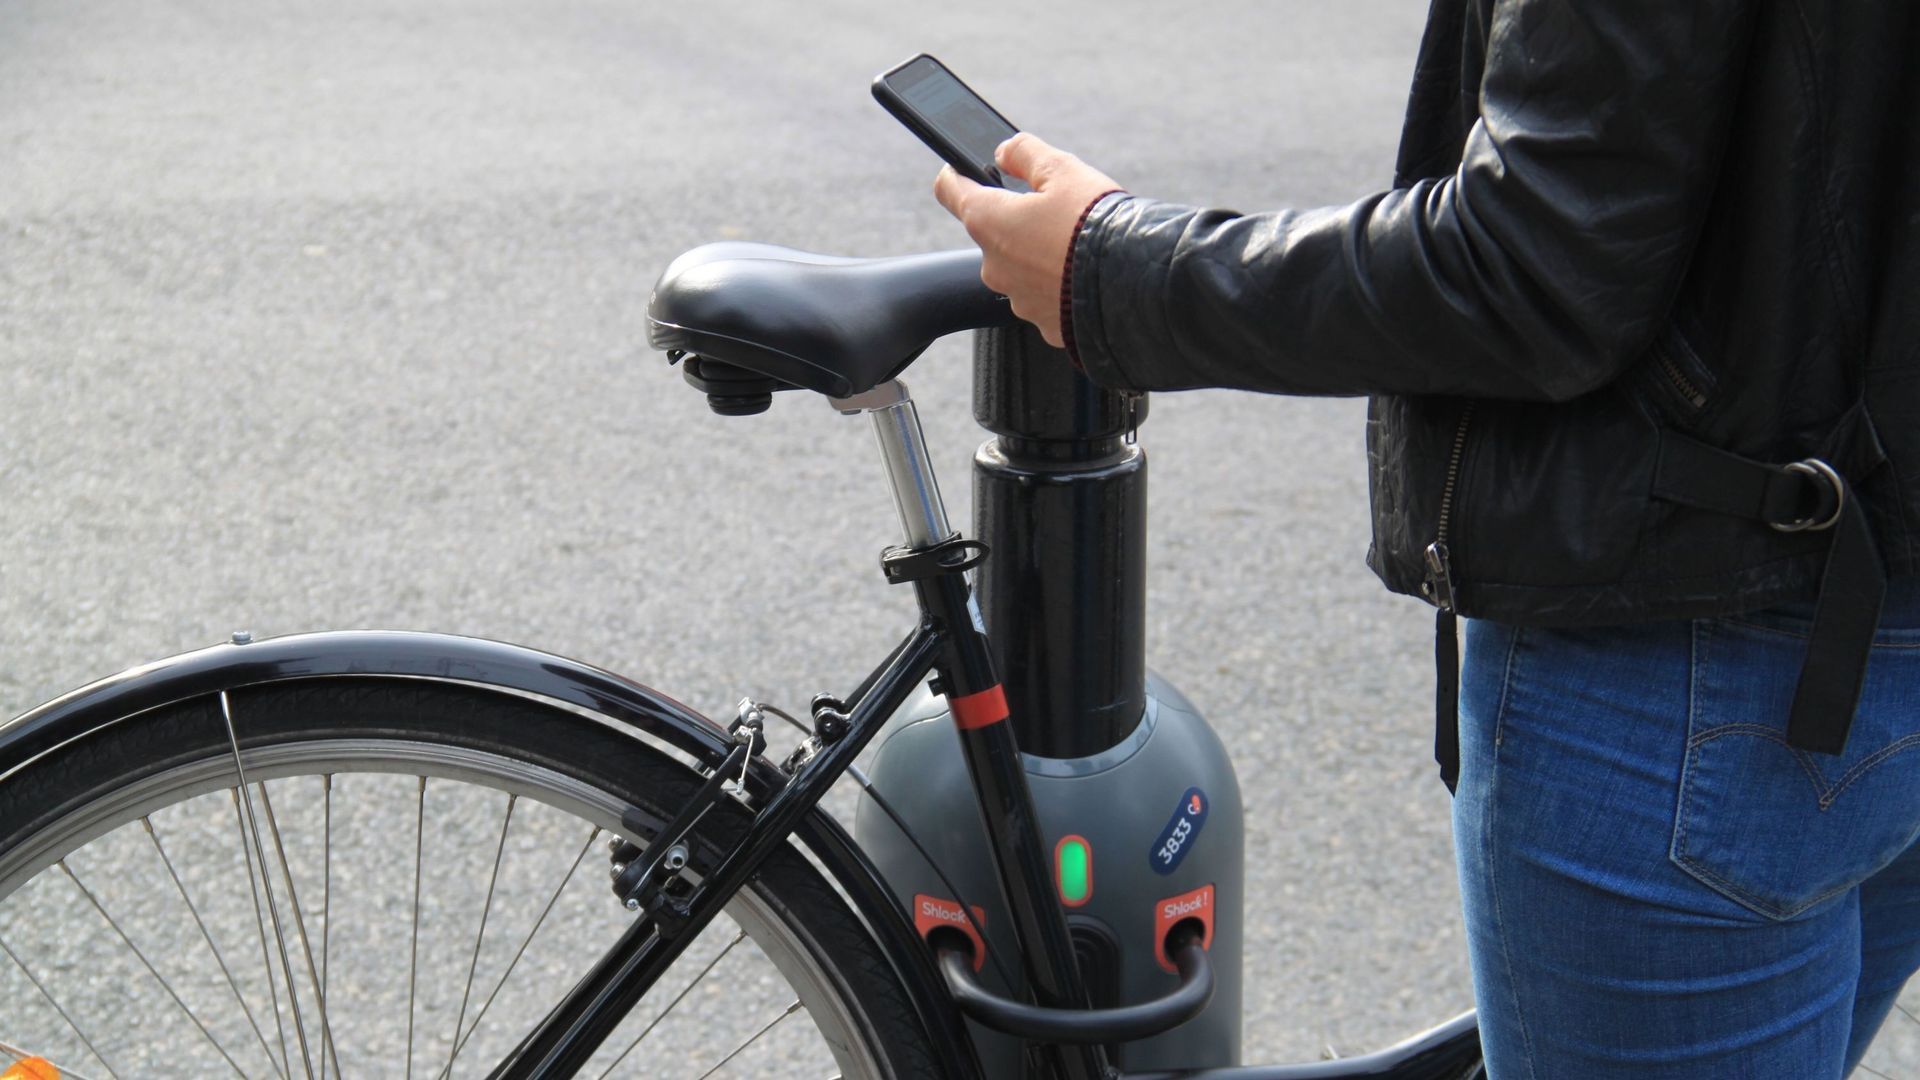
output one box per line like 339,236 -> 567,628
831,379 -> 954,551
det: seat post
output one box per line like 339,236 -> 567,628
971,324 -> 1147,758
833,379 -> 955,551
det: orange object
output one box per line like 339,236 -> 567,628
913,892 -> 988,972
2,1057 -> 60,1080
1153,883 -> 1216,973
949,684 -> 1009,730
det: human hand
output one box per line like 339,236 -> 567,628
932,133 -> 1122,349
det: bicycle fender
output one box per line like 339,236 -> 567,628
0,629 -> 984,1080
0,631 -> 742,782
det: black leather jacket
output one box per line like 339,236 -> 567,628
1066,0 -> 1918,628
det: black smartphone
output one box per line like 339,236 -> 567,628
872,54 -> 1029,193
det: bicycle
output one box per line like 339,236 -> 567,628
0,229 -> 1488,1079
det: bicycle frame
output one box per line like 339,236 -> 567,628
492,378 -> 1111,1077
493,365 -> 1482,1078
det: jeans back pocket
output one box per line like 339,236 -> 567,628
1671,612 -> 1920,921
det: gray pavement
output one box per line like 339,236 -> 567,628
8,2 -> 1903,1077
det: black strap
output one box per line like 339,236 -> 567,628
1430,433 -> 1884,791
1652,432 -> 1887,755
1650,436 -> 1843,527
1435,609 -> 1461,794
1788,494 -> 1886,751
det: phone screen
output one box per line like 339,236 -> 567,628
891,57 -> 1015,172
878,56 -> 1027,191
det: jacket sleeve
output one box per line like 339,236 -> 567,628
1069,0 -> 1755,402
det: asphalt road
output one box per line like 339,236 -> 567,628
4,0 -> 1486,1073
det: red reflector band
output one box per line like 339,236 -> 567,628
951,685 -> 1009,730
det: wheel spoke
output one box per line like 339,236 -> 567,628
258,780 -> 344,1080
221,691 -> 317,1080
447,794 -> 517,1080
0,934 -> 122,1079
436,826 -> 602,1080
321,774 -> 333,1080
60,861 -> 249,1077
691,998 -> 803,1080
595,928 -> 746,1080
143,815 -> 289,1080
232,788 -> 295,1078
407,776 -> 427,1080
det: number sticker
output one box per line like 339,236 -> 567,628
1147,786 -> 1209,875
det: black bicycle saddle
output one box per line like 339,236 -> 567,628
647,242 -> 1018,414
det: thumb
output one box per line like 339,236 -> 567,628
994,132 -> 1067,187
935,164 -> 1019,224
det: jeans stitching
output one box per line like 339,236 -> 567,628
1671,620 -> 1706,890
1686,724 -> 1830,799
1822,734 -> 1920,809
1486,625 -> 1541,1080
1684,721 -> 1920,812
1493,625 -> 1521,748
1675,850 -> 1856,920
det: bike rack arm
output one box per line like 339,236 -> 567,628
937,928 -> 1214,1044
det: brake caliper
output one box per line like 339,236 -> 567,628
607,700 -> 766,937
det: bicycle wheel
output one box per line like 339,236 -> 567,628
0,677 -> 940,1079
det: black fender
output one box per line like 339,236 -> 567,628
0,630 -> 982,1080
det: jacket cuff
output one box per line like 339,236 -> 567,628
1067,192 -> 1181,390
1060,188 -> 1126,372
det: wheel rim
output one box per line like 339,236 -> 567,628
0,738 -> 887,1079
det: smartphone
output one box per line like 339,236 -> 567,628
872,54 -> 1029,192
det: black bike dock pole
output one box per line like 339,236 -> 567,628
973,324 -> 1147,758
857,323 -> 1244,1075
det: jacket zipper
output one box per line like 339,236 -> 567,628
1655,350 -> 1709,409
1422,401 -> 1477,613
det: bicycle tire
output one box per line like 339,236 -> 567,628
0,676 -> 941,1079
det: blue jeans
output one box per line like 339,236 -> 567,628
1456,578 -> 1920,1079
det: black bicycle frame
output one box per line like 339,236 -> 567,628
488,553 -> 1109,1079
490,330 -> 1482,1079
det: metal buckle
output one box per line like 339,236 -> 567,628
1771,459 -> 1846,533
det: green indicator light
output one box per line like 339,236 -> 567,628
1056,835 -> 1092,906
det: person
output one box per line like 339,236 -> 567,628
931,2 -> 1920,1077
